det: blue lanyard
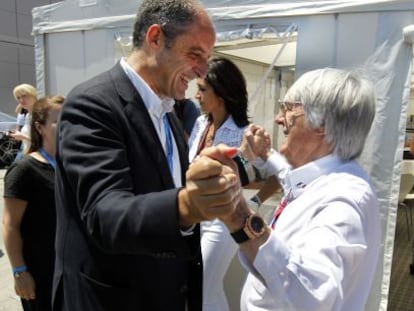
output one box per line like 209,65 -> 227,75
39,148 -> 56,170
163,115 -> 173,175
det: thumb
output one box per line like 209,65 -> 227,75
199,144 -> 238,162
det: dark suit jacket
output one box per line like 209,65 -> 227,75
53,62 -> 202,311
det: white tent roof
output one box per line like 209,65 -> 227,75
31,0 -> 414,84
33,0 -> 414,33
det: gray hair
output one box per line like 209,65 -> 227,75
285,68 -> 376,161
132,0 -> 205,49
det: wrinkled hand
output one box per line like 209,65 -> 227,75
178,145 -> 242,226
219,196 -> 251,233
239,134 -> 256,161
243,124 -> 272,161
14,271 -> 36,300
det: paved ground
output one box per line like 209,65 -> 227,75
0,169 -> 22,311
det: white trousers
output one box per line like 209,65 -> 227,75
201,218 -> 238,311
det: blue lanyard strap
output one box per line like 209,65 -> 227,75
163,114 -> 173,175
39,148 -> 56,170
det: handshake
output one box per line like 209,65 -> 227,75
178,124 -> 272,232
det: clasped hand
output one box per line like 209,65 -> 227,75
240,124 -> 272,161
178,145 -> 244,227
178,125 -> 272,228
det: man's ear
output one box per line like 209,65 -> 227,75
146,24 -> 163,48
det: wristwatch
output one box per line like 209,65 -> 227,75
231,214 -> 266,244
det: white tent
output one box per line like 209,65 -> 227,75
32,1 -> 414,310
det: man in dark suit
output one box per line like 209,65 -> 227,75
52,1 -> 240,310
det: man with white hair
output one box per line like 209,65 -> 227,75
187,68 -> 381,311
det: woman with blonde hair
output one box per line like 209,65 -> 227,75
11,84 -> 37,158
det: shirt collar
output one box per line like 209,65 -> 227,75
202,114 -> 239,129
220,115 -> 239,130
287,154 -> 342,199
120,58 -> 174,118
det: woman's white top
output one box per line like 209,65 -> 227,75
188,114 -> 246,162
16,112 -> 27,128
20,113 -> 31,153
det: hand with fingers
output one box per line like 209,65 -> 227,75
178,145 -> 243,227
14,271 -> 36,301
241,124 -> 272,161
9,130 -> 27,142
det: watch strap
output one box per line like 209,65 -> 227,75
231,225 -> 250,243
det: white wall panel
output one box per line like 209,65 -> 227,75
44,29 -> 115,96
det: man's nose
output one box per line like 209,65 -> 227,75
196,62 -> 209,78
275,111 -> 285,126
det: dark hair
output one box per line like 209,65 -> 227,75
132,0 -> 202,49
29,95 -> 64,153
205,57 -> 250,127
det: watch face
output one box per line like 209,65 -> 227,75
249,215 -> 265,234
246,215 -> 266,239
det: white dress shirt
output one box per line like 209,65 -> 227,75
120,58 -> 182,187
241,154 -> 381,311
188,114 -> 246,162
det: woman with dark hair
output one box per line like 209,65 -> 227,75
2,95 -> 64,311
188,57 -> 250,311
189,57 -> 249,161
